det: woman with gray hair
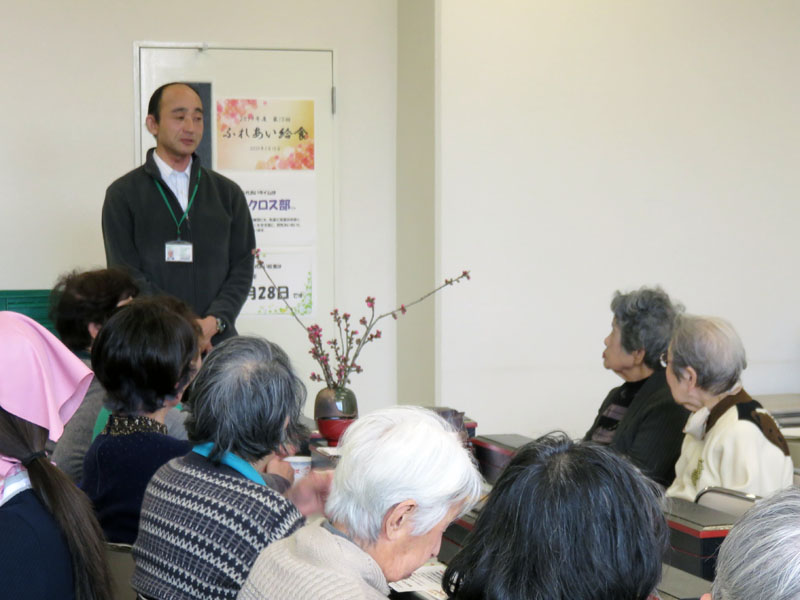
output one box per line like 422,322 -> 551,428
586,287 -> 689,486
238,406 -> 484,600
132,336 -> 332,600
665,315 -> 792,500
703,486 -> 800,600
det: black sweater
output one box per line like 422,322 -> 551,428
0,489 -> 75,599
102,149 -> 255,341
585,369 -> 689,487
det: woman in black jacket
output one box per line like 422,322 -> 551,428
585,286 -> 689,486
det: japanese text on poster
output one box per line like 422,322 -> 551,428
235,172 -> 316,247
216,98 -> 314,171
215,98 -> 317,317
241,250 -> 313,316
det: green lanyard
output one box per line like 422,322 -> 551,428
154,169 -> 201,240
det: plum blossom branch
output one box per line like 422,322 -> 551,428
254,249 -> 470,389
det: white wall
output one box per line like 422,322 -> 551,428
1,0 -> 398,416
438,1 -> 800,437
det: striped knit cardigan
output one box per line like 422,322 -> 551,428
132,451 -> 303,600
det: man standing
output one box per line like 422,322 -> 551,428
103,82 -> 255,347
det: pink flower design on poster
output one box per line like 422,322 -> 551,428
216,98 -> 315,171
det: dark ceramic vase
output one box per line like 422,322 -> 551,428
315,387 -> 358,446
314,387 -> 358,420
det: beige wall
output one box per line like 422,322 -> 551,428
7,1 -> 798,438
2,0 -> 399,415
437,1 -> 800,436
397,0 -> 436,406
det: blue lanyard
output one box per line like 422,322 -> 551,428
192,442 -> 265,486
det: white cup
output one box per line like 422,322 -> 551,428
285,455 -> 312,481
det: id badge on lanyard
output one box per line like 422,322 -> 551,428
165,240 -> 193,263
155,169 -> 201,264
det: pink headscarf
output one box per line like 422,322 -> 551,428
0,311 -> 92,478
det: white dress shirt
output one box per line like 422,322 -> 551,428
152,151 -> 192,212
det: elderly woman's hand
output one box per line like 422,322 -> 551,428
285,469 -> 334,516
264,454 -> 295,484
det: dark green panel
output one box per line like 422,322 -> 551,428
0,290 -> 56,334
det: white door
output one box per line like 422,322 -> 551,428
136,44 -> 335,393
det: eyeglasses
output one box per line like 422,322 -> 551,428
659,352 -> 669,369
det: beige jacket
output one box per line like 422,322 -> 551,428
238,521 -> 389,600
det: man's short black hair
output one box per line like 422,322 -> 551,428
147,82 -> 202,123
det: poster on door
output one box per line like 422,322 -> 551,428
235,171 -> 316,246
215,98 -> 316,316
241,249 -> 314,316
216,98 -> 314,171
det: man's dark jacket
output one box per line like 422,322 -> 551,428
102,149 -> 255,341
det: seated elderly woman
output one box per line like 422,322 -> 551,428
703,486 -> 800,600
49,269 -> 190,484
665,315 -> 792,500
238,406 -> 483,600
442,433 -> 668,600
79,296 -> 199,543
133,336 -> 332,600
49,268 -> 139,484
0,311 -> 112,599
585,287 -> 689,486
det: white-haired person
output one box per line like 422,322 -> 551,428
702,486 -> 800,600
664,315 -> 792,500
237,406 -> 484,600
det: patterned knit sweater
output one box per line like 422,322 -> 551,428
132,451 -> 304,600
